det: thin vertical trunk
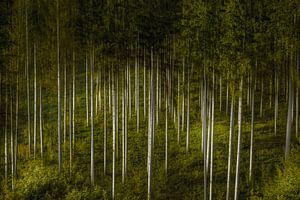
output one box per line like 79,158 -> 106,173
136,55 -> 140,133
10,82 -> 14,191
234,78 -> 243,200
296,53 -> 299,137
177,69 -> 180,143
285,61 -> 293,160
5,82 -> 8,182
34,44 -> 37,158
226,73 -> 229,115
209,72 -> 215,200
90,51 -> 94,186
206,90 -> 211,171
15,65 -> 19,178
249,79 -> 255,181
122,72 -> 125,183
69,78 -> 72,176
39,76 -> 43,161
147,48 -> 154,200
57,0 -> 62,173
165,88 -> 168,175
203,74 -> 207,200
260,81 -> 263,118
226,95 -> 234,200
144,47 -> 146,118
182,58 -> 185,131
112,71 -> 116,200
63,54 -> 67,151
86,56 -> 89,126
186,66 -> 190,153
72,52 -> 75,151
275,71 -> 278,135
104,77 -> 107,174
26,1 -> 31,157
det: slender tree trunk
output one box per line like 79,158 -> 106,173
226,73 -> 229,115
57,0 -> 62,173
285,62 -> 293,160
209,72 -> 215,200
147,48 -> 154,200
72,52 -> 75,152
104,76 -> 107,174
86,56 -> 89,126
26,2 -> 31,157
206,90 -> 211,171
260,81 -> 263,118
165,88 -> 168,175
15,66 -> 19,178
122,72 -> 125,183
144,47 -> 146,118
4,81 -> 8,183
112,71 -> 116,200
90,51 -> 94,186
234,78 -> 243,200
226,95 -> 234,200
34,44 -> 37,158
275,71 -> 278,135
63,55 -> 67,151
249,79 -> 255,181
10,82 -> 14,191
39,76 -> 43,161
177,69 -> 180,143
182,58 -> 185,131
203,74 -> 207,200
69,77 -> 72,176
186,66 -> 190,153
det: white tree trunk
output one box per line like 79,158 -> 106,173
249,79 -> 255,181
57,0 -> 62,173
234,78 -> 243,200
34,44 -> 37,158
90,52 -> 94,186
226,95 -> 234,200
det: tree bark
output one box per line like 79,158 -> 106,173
234,78 -> 243,200
226,95 -> 234,200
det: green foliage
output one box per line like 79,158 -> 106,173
263,146 -> 300,200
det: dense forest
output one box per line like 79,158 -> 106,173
0,0 -> 300,199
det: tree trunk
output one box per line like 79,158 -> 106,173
260,81 -> 263,118
69,76 -> 72,176
63,54 -> 67,152
34,44 -> 37,158
249,79 -> 255,181
90,51 -> 94,186
209,72 -> 215,200
4,81 -> 8,182
57,0 -> 62,173
26,2 -> 31,157
234,78 -> 243,200
112,70 -> 116,200
203,73 -> 207,200
147,48 -> 154,200
39,75 -> 43,161
186,66 -> 190,153
226,95 -> 234,200
285,61 -> 293,160
104,76 -> 107,174
86,55 -> 89,126
72,52 -> 75,152
182,58 -> 185,131
165,87 -> 168,175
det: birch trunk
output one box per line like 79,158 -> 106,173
226,95 -> 234,200
234,78 -> 243,200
